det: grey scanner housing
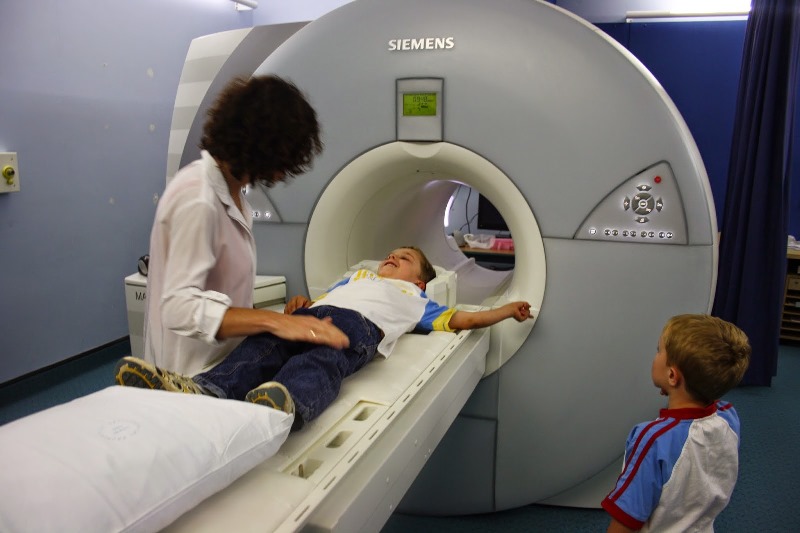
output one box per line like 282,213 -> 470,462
166,0 -> 716,514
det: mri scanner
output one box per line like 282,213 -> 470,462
162,0 -> 718,530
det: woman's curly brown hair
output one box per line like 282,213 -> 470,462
201,75 -> 323,186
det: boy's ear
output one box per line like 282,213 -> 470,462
415,279 -> 426,291
668,366 -> 682,388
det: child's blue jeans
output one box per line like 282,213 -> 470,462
192,305 -> 382,425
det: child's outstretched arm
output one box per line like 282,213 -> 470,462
448,301 -> 533,330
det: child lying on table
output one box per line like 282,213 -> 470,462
116,246 -> 532,430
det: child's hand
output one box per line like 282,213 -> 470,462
506,301 -> 533,322
285,295 -> 312,314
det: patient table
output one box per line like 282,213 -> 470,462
166,320 -> 489,532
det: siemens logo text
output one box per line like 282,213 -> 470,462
388,37 -> 455,51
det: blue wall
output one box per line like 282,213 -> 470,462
0,2 -> 761,383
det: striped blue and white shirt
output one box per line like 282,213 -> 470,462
602,401 -> 741,532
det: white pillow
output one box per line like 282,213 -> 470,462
0,386 -> 292,533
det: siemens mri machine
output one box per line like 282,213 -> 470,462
162,0 -> 717,531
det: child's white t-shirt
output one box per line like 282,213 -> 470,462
310,269 -> 456,357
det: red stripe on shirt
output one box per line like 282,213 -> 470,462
607,417 -> 681,503
602,498 -> 645,530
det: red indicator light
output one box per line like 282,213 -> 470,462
654,176 -> 662,184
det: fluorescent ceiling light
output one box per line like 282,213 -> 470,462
627,0 -> 750,21
231,0 -> 257,10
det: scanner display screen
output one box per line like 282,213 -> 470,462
402,93 -> 437,116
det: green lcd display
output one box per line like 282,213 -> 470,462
403,93 -> 437,116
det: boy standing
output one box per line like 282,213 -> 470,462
602,314 -> 751,532
116,246 -> 532,430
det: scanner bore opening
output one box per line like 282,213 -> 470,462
305,142 -> 545,374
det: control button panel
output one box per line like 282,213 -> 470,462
245,182 -> 283,223
575,161 -> 687,244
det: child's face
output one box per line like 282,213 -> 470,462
651,333 -> 670,396
377,248 -> 425,289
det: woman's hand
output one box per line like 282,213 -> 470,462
278,314 -> 350,349
216,306 -> 348,349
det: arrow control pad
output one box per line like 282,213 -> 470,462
576,161 -> 687,244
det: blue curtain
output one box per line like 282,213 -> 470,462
712,0 -> 800,386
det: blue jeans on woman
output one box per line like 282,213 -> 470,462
193,306 -> 382,426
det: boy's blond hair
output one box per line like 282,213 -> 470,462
661,314 -> 751,405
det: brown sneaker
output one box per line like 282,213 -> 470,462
114,356 -> 206,395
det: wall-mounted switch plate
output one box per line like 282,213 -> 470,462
0,152 -> 19,193
1,152 -> 20,193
